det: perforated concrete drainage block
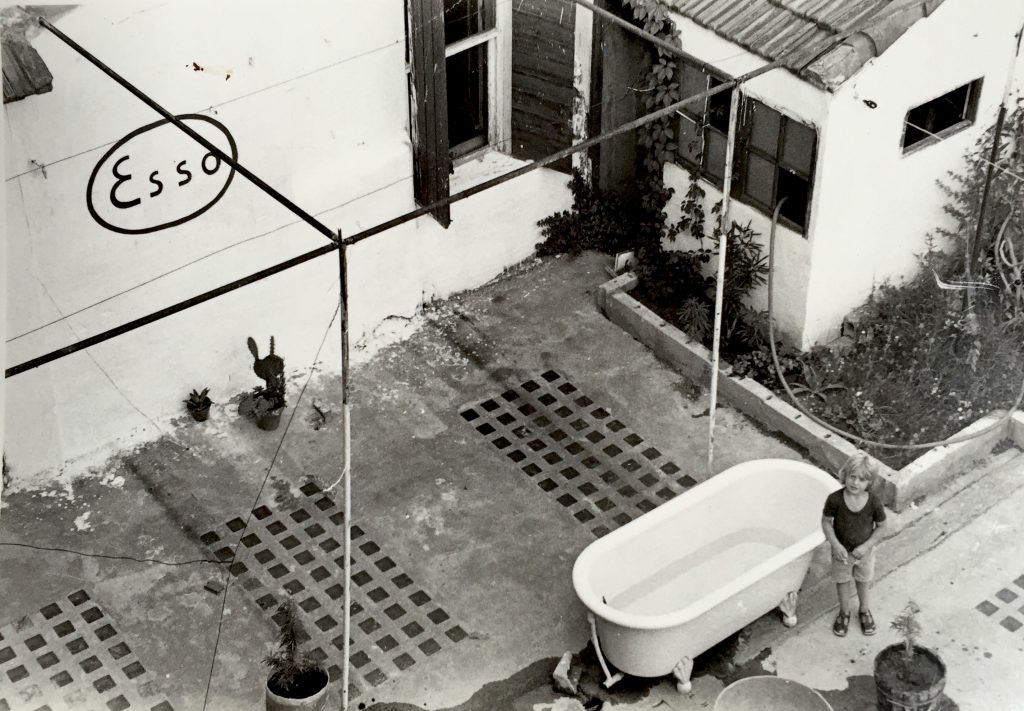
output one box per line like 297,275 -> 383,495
201,482 -> 466,701
975,574 -> 1024,634
0,590 -> 174,711
460,369 -> 697,537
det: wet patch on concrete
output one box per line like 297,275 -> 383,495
460,369 -> 697,538
0,588 -> 174,711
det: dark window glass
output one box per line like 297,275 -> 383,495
444,0 -> 489,44
677,115 -> 702,166
744,153 -> 774,206
777,170 -> 809,226
706,77 -> 732,133
782,119 -> 815,173
903,79 -> 981,150
705,130 -> 727,183
447,44 -> 488,156
749,101 -> 780,154
673,60 -> 731,182
737,98 -> 816,232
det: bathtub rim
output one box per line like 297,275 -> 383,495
572,458 -> 842,631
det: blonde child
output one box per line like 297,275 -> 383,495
822,454 -> 887,636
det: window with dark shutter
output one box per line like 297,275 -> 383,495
408,0 -> 452,227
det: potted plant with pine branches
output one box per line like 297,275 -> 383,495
873,601 -> 946,711
264,599 -> 329,710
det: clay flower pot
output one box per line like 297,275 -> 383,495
265,667 -> 328,710
874,643 -> 946,711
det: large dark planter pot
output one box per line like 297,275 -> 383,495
874,644 -> 946,711
257,408 -> 284,431
188,406 -> 211,422
265,668 -> 328,710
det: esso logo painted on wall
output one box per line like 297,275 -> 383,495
87,114 -> 238,234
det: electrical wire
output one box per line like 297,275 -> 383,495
765,198 -> 1024,452
6,175 -> 410,343
199,298 -> 341,711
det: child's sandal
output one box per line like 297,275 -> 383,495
832,611 -> 850,637
859,610 -> 876,636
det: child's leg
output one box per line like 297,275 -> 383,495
855,580 -> 870,612
836,580 -> 853,613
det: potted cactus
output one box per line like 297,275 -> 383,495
184,388 -> 213,422
264,599 -> 329,710
873,601 -> 946,711
242,336 -> 287,431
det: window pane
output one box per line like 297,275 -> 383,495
706,77 -> 732,133
447,44 -> 488,156
445,0 -> 491,45
677,115 -> 702,166
704,129 -> 727,183
781,118 -> 815,174
778,168 -> 809,229
742,152 -> 774,207
680,63 -> 708,118
749,101 -> 780,156
904,81 -> 975,149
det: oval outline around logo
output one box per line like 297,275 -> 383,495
86,114 -> 238,235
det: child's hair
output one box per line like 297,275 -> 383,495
837,453 -> 878,486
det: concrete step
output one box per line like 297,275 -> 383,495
735,447 -> 1024,664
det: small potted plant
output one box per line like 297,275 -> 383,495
252,389 -> 286,431
264,600 -> 329,710
184,388 -> 213,422
873,601 -> 946,711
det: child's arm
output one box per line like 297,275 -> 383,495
822,516 -> 848,563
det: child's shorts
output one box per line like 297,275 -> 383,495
832,547 -> 876,584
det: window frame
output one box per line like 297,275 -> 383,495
734,97 -> 817,235
442,0 -> 511,163
900,78 -> 983,155
674,59 -> 734,188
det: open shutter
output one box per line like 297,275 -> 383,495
409,0 -> 451,227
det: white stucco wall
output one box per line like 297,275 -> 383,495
804,0 -> 1024,346
3,0 -> 570,481
661,14 -> 829,344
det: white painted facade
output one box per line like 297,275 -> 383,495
2,1 -> 570,480
663,0 -> 1024,349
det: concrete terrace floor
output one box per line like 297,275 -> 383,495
2,251 -> 1023,711
0,252 -> 803,710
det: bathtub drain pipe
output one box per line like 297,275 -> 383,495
588,613 -> 624,688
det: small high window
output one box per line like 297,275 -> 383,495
902,79 -> 982,152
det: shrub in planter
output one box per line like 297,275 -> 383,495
264,600 -> 328,710
874,601 -> 946,711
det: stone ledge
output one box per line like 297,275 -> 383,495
599,273 -> 1015,512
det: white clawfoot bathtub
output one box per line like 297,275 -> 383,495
572,458 -> 840,691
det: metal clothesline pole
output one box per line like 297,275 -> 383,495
706,89 -> 741,477
334,232 -> 353,711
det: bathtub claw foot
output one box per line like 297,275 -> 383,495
671,657 -> 693,694
779,591 -> 799,628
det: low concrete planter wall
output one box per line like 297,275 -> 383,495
598,274 -> 1016,512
